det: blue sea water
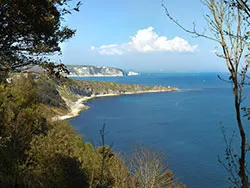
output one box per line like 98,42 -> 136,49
69,73 -> 249,188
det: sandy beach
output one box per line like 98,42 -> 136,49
54,88 -> 178,121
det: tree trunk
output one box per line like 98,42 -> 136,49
234,83 -> 248,188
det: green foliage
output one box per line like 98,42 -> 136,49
0,76 -> 89,187
24,121 -> 131,188
0,76 -> 48,154
24,121 -> 89,187
0,76 -> 50,187
58,77 -> 175,99
0,0 -> 80,79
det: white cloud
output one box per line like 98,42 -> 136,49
99,44 -> 118,49
91,27 -> 197,55
97,44 -> 123,55
100,48 -> 123,55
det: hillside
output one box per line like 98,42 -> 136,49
32,74 -> 178,120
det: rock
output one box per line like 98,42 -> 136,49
127,71 -> 139,76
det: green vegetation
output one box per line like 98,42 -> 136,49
59,77 -> 177,98
0,75 -> 184,188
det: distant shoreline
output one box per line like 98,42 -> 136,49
67,74 -> 139,77
67,75 -> 124,77
53,88 -> 178,121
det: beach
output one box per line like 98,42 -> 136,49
54,88 -> 178,121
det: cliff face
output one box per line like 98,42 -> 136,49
66,65 -> 139,77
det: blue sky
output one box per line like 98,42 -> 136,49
60,0 -> 227,72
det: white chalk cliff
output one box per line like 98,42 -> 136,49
66,65 -> 139,77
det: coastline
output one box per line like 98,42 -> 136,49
54,88 -> 178,121
67,74 -> 124,77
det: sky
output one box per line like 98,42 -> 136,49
60,0 -> 228,72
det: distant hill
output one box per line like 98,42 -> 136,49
66,65 -> 139,77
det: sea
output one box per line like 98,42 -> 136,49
69,73 -> 250,188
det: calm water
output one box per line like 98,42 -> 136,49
69,73 -> 249,188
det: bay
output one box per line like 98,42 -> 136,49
69,73 -> 248,188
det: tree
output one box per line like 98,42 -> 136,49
225,0 -> 250,18
0,0 -> 80,78
163,0 -> 249,187
25,120 -> 89,187
129,146 -> 185,188
0,75 -> 50,186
